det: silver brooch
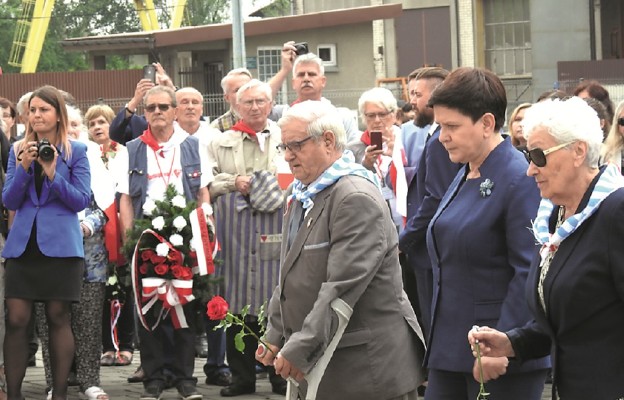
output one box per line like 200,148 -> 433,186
479,179 -> 494,197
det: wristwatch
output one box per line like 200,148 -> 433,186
125,103 -> 136,115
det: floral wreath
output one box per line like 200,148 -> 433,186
122,184 -> 218,330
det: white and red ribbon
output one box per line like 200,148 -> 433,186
189,206 -> 218,276
131,229 -> 195,330
141,277 -> 195,329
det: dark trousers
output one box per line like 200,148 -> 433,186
425,368 -> 547,400
414,267 -> 434,338
399,253 -> 420,325
225,315 -> 283,388
139,302 -> 197,386
204,316 -> 227,370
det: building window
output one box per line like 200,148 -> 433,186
317,44 -> 337,67
257,47 -> 282,82
483,0 -> 531,76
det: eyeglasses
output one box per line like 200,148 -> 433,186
523,141 -> 575,167
618,117 -> 624,127
240,98 -> 269,109
364,111 -> 392,120
276,136 -> 314,153
145,103 -> 173,113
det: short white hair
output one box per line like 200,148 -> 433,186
358,87 -> 398,123
292,53 -> 325,78
176,87 -> 203,98
278,100 -> 346,151
236,79 -> 272,103
220,68 -> 252,92
522,97 -> 603,167
66,105 -> 83,125
17,91 -> 33,116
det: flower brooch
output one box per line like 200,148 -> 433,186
479,179 -> 494,197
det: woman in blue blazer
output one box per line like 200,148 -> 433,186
470,97 -> 624,399
2,86 -> 90,400
423,68 -> 550,399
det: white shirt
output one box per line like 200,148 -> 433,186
117,129 -> 213,199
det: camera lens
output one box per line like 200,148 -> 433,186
38,140 -> 55,162
294,43 -> 308,56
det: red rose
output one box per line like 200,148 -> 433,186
207,296 -> 229,320
141,249 -> 155,262
171,265 -> 185,279
154,263 -> 169,276
180,266 -> 193,280
171,265 -> 193,280
139,263 -> 149,275
168,250 -> 184,266
150,254 -> 166,264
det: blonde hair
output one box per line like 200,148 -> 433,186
85,104 -> 115,125
601,99 -> 624,163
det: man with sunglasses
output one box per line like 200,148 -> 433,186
118,85 -> 212,400
206,79 -> 287,397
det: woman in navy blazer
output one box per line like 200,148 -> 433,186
470,97 -> 624,400
423,68 -> 550,399
2,86 -> 90,400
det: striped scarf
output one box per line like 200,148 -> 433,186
289,150 -> 380,211
532,163 -> 624,261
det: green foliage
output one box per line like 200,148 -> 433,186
106,55 -> 131,70
213,301 -> 271,355
182,0 -> 230,26
0,0 -> 22,73
255,0 -> 292,18
0,0 -> 229,72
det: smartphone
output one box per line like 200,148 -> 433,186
143,64 -> 156,83
370,131 -> 383,150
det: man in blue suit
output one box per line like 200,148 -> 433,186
399,67 -> 460,336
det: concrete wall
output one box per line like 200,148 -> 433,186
530,0 -> 592,100
242,23 -> 377,109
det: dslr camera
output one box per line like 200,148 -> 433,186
293,42 -> 309,56
37,138 -> 55,162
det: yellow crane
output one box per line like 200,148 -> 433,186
8,0 -> 188,73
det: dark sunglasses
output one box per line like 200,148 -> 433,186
618,117 -> 624,127
145,103 -> 173,113
276,136 -> 314,153
523,141 -> 574,167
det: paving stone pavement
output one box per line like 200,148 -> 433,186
21,351 -> 283,400
20,351 -> 553,399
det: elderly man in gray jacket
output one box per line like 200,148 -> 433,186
256,100 -> 426,400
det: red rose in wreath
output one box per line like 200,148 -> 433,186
139,263 -> 149,275
168,249 -> 184,265
150,254 -> 166,264
141,249 -> 155,262
171,265 -> 192,280
179,266 -> 193,280
154,263 -> 169,276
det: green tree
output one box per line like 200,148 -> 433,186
0,0 -> 241,73
182,0 -> 231,26
0,0 -> 24,73
252,0 -> 292,18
